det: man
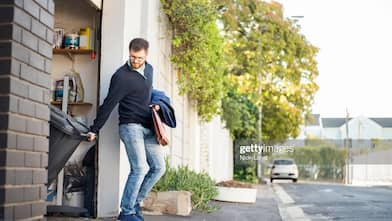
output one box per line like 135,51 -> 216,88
88,38 -> 165,221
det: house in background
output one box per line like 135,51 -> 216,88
297,114 -> 392,185
298,114 -> 392,141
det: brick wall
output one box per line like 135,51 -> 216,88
0,0 -> 54,220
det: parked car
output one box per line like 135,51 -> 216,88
270,158 -> 298,183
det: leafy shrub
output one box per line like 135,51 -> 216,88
153,162 -> 218,212
233,164 -> 259,184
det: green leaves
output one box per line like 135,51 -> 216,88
153,162 -> 218,212
221,86 -> 259,139
162,0 -> 319,140
220,0 -> 319,142
161,0 -> 226,121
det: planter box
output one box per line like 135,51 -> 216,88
143,191 -> 192,216
214,186 -> 257,203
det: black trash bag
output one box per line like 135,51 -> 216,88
83,145 -> 96,217
48,105 -> 92,184
63,163 -> 87,193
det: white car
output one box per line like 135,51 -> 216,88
270,158 -> 298,183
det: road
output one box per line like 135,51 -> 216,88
273,181 -> 392,221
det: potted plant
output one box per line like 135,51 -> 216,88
214,180 -> 257,203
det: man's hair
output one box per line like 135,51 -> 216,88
129,38 -> 149,52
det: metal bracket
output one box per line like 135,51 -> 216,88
65,51 -> 76,70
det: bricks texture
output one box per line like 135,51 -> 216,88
0,1 -> 53,219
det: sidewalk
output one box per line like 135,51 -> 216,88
47,184 -> 282,221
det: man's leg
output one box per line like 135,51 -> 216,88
119,123 -> 149,215
135,127 -> 166,205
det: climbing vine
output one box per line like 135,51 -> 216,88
160,0 -> 226,121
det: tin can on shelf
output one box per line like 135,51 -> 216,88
64,33 -> 80,49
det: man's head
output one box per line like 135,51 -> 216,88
129,38 -> 149,69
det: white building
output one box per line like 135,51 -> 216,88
298,114 -> 392,141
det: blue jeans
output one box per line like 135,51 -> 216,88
119,123 -> 166,215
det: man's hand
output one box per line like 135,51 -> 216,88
150,104 -> 160,111
87,132 -> 97,142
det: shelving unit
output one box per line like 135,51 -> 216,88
53,48 -> 93,54
51,101 -> 93,105
53,48 -> 94,63
48,0 -> 101,217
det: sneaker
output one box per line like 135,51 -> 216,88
117,213 -> 141,221
135,204 -> 144,221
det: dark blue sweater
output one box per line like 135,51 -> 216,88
89,62 -> 154,133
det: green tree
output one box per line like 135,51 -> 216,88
219,0 -> 319,142
221,85 -> 259,139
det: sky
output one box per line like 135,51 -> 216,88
274,0 -> 392,117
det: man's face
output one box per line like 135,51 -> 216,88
129,49 -> 147,69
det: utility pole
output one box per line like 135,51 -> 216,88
256,45 -> 263,180
257,71 -> 263,179
256,25 -> 267,180
345,108 -> 350,184
258,73 -> 262,142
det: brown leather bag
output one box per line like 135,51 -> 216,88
152,108 -> 169,146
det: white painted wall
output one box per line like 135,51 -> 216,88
322,128 -> 341,139
382,128 -> 392,139
351,149 -> 392,185
97,0 -> 127,217
351,164 -> 392,186
204,117 -> 233,182
342,116 -> 382,140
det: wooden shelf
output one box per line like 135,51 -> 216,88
51,101 -> 92,106
53,48 -> 93,54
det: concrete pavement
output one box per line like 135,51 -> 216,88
47,184 -> 283,221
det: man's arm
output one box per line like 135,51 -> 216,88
89,73 -> 128,135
